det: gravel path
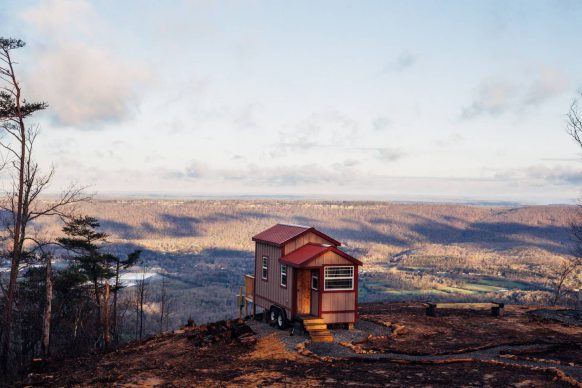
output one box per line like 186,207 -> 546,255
247,319 -> 307,351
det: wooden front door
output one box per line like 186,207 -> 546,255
296,270 -> 311,315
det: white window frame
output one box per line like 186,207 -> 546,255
280,264 -> 287,287
261,256 -> 268,280
324,266 -> 354,291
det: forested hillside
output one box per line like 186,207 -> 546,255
22,199 -> 577,336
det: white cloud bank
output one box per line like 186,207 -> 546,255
20,0 -> 151,128
462,67 -> 568,119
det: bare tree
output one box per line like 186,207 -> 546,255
558,91 -> 582,304
41,252 -> 53,358
111,251 -> 140,344
567,91 -> 582,149
103,281 -> 110,350
0,37 -> 89,372
160,273 -> 167,332
134,269 -> 150,340
163,293 -> 175,332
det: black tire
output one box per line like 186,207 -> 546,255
276,308 -> 287,330
269,307 -> 278,324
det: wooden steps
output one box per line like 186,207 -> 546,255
301,317 -> 333,343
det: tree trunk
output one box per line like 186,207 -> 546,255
0,52 -> 26,372
92,264 -> 101,347
103,282 -> 110,350
139,278 -> 145,340
160,275 -> 166,332
134,296 -> 139,341
112,261 -> 120,344
42,256 -> 53,358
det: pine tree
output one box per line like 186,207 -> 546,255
58,216 -> 140,349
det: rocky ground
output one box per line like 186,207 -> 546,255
12,302 -> 582,387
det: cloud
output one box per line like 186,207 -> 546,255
272,110 -> 359,158
525,165 -> 582,186
233,103 -> 261,129
461,79 -> 517,119
433,133 -> 464,147
375,147 -> 406,162
383,51 -> 417,73
462,69 -> 568,120
372,116 -> 391,131
522,68 -> 568,107
493,164 -> 582,186
171,159 -> 363,187
20,0 -> 151,128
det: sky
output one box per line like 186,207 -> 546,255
1,0 -> 582,204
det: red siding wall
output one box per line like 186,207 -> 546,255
254,242 -> 295,319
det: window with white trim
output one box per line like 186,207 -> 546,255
261,256 -> 268,280
311,270 -> 319,291
280,264 -> 287,287
324,266 -> 354,290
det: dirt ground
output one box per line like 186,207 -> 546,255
358,303 -> 582,356
12,302 -> 582,387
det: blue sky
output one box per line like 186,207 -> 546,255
1,0 -> 582,203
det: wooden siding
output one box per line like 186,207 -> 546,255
309,251 -> 353,267
321,312 -> 356,324
321,292 -> 355,312
254,242 -> 294,318
283,232 -> 334,255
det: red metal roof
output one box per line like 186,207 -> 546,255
279,243 -> 362,267
252,224 -> 310,245
252,223 -> 341,246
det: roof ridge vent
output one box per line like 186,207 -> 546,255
278,223 -> 311,228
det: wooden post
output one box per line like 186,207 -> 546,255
425,303 -> 437,317
238,287 -> 243,319
491,302 -> 504,317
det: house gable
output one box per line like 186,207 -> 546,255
252,223 -> 341,254
280,243 -> 362,268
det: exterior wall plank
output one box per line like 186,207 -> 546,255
321,292 -> 355,312
321,312 -> 355,324
254,242 -> 295,318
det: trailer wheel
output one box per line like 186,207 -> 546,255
276,309 -> 287,330
269,307 -> 278,324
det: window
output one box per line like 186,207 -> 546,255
311,270 -> 319,291
261,256 -> 268,280
280,264 -> 287,287
324,266 -> 354,290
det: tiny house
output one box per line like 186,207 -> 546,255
248,223 -> 362,329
